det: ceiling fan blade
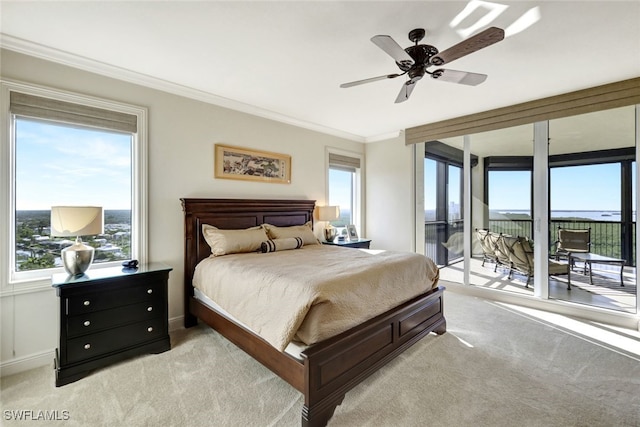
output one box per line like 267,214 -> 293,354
431,69 -> 488,86
430,27 -> 504,66
340,73 -> 402,88
395,78 -> 420,103
371,35 -> 414,67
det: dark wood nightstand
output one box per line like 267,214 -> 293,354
52,262 -> 172,386
323,238 -> 372,249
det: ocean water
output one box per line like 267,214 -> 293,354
424,210 -> 634,222
492,210 -> 631,221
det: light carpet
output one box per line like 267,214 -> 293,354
2,290 -> 640,426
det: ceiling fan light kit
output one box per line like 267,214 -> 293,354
341,26 -> 505,103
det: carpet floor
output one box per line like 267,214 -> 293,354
2,290 -> 640,426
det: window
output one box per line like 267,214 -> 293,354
422,156 -> 464,265
1,82 -> 147,284
488,170 -> 532,217
424,158 -> 437,221
484,154 -> 533,238
327,150 -> 362,235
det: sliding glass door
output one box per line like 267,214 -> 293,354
429,107 -> 638,314
423,147 -> 464,266
548,105 -> 637,313
467,124 -> 535,292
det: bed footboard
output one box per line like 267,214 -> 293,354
300,285 -> 446,427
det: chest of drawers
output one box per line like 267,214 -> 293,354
52,263 -> 172,386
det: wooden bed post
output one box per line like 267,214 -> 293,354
301,395 -> 345,427
182,198 -> 198,328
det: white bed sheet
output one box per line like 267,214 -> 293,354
193,288 -> 308,360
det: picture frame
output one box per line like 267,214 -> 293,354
214,144 -> 291,184
347,224 -> 358,240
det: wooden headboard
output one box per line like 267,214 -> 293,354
180,198 -> 316,325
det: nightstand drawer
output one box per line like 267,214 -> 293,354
66,317 -> 166,364
67,300 -> 163,338
343,240 -> 370,249
66,281 -> 164,315
323,238 -> 371,249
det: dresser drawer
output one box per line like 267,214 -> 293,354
66,281 -> 164,316
66,300 -> 163,338
66,317 -> 166,364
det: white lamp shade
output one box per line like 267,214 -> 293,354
50,206 -> 104,237
317,205 -> 340,222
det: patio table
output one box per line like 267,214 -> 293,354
567,253 -> 625,289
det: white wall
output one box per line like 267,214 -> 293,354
365,134 -> 415,252
0,49 -> 365,374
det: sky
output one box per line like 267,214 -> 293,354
328,168 -> 352,214
16,117 -> 632,214
425,159 -> 632,212
16,118 -> 132,210
492,165 -> 624,211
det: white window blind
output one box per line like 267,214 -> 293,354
329,153 -> 361,172
10,92 -> 137,133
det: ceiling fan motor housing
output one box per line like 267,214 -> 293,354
397,44 -> 438,72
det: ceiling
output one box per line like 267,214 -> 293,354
1,1 -> 639,143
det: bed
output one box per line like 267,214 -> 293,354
182,198 -> 446,427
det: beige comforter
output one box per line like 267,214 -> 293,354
193,244 -> 439,351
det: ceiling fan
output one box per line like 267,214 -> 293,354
340,27 -> 505,103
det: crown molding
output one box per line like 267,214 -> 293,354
1,34 -> 368,143
365,130 -> 403,143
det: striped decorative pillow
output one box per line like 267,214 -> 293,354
260,237 -> 304,253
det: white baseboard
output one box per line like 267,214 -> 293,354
168,315 -> 184,332
0,349 -> 54,378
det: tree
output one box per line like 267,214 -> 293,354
19,253 -> 55,271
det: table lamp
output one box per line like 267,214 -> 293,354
317,205 -> 340,242
50,206 -> 103,276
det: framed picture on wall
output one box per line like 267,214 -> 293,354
347,224 -> 358,240
214,144 -> 291,184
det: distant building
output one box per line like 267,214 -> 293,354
96,244 -> 123,257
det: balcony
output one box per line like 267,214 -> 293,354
427,219 -> 637,314
426,219 -> 636,267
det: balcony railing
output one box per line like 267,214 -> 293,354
425,219 -> 636,267
425,219 -> 464,266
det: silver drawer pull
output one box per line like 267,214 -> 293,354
147,327 -> 153,332
147,306 -> 153,312
83,300 -> 91,306
147,289 -> 153,294
84,344 -> 91,350
83,321 -> 91,327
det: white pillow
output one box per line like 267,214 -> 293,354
262,221 -> 320,245
202,224 -> 269,256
